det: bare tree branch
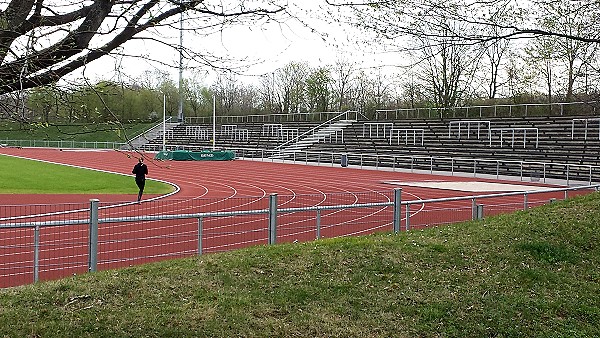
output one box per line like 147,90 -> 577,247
0,0 -> 289,95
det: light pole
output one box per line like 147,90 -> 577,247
212,94 -> 216,150
177,10 -> 184,122
162,93 -> 166,152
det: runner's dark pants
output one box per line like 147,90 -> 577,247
136,178 -> 145,201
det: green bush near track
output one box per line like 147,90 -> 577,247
0,155 -> 173,194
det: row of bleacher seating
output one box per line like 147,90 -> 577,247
149,121 -> 319,150
144,115 -> 600,168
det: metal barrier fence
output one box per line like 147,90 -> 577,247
139,145 -> 599,186
375,101 -> 600,119
1,186 -> 597,288
3,138 -> 596,185
5,136 -> 595,185
182,101 -> 599,123
185,111 -> 364,125
1,140 -> 126,149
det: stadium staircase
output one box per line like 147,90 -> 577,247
269,119 -> 356,160
122,118 -> 180,150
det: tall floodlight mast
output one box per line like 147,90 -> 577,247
177,10 -> 184,123
212,94 -> 216,150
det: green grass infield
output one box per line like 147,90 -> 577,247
0,154 -> 173,194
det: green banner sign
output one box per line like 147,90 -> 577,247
154,150 -> 236,161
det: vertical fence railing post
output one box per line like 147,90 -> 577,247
405,204 -> 411,231
524,192 -> 529,210
316,209 -> 321,239
471,198 -> 477,220
393,188 -> 402,233
560,103 -> 564,116
269,193 -> 278,245
496,161 -> 500,180
33,225 -> 40,283
477,205 -> 484,220
520,162 -> 524,181
88,199 -> 99,273
543,163 -> 547,183
198,217 -> 203,255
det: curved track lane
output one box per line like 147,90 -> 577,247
0,148 -> 574,288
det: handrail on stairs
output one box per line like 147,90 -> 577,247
121,117 -> 176,150
274,110 -> 361,150
129,116 -> 175,142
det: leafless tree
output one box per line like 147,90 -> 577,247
212,71 -> 239,115
331,59 -> 355,112
0,1 -> 288,94
324,0 -> 600,44
258,73 -> 280,114
323,0 -> 600,106
533,0 -> 600,102
406,17 -> 483,110
482,39 -> 511,99
0,0 -> 291,124
525,36 -> 556,104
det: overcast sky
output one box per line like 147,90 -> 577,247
70,1 -> 399,86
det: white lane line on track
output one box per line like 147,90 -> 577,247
2,152 -> 425,230
0,153 -> 180,221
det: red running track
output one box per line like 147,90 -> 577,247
0,148 -> 580,288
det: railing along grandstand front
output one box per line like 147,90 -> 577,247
375,101 -> 599,119
136,144 -> 600,186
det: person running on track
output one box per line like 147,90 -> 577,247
132,157 -> 148,202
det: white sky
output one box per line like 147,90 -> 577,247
71,1 -> 402,86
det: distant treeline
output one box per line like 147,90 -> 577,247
1,62 -> 599,125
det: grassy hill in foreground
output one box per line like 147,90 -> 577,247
1,193 -> 599,337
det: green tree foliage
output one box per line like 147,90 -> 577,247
306,67 -> 332,112
23,77 -> 214,125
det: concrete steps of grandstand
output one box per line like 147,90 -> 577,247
271,119 -> 356,159
122,121 -> 180,150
